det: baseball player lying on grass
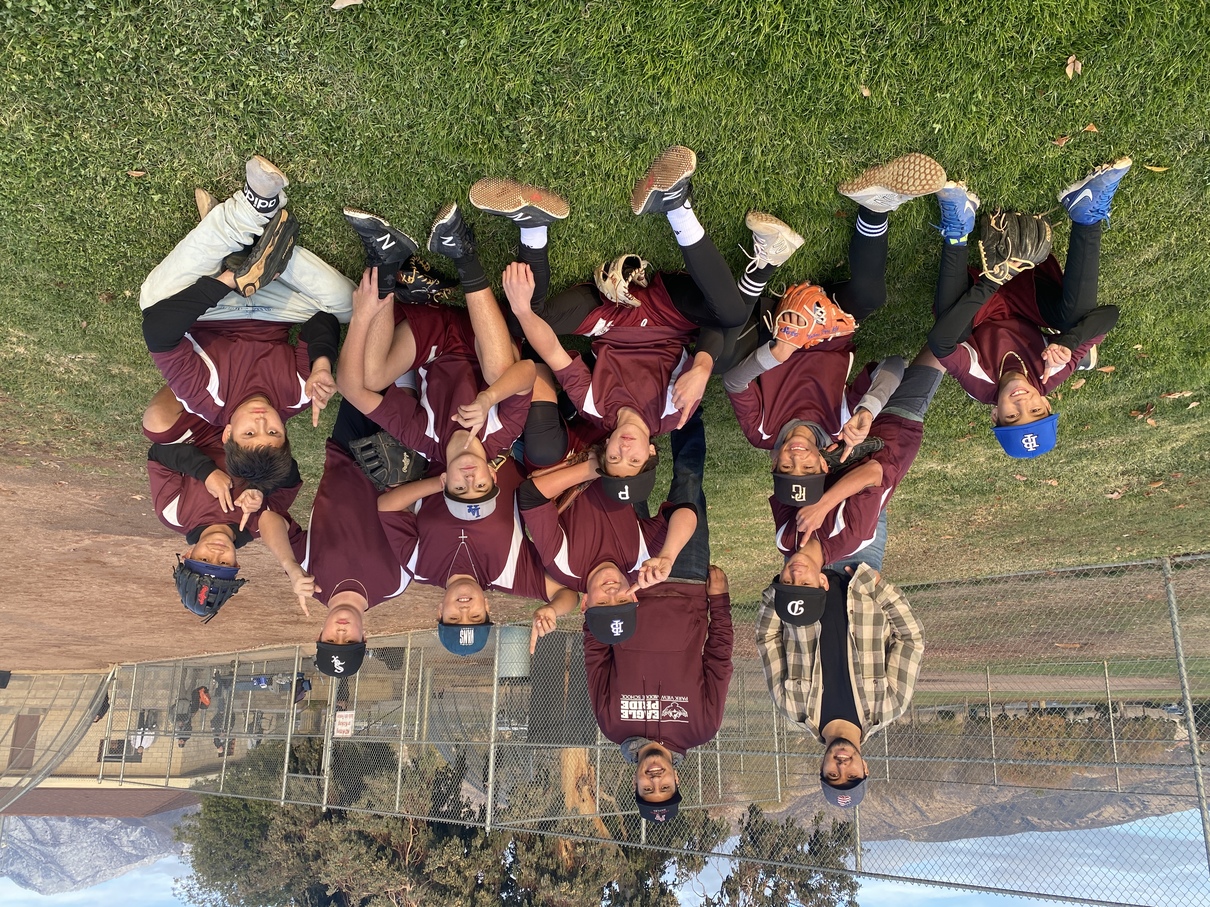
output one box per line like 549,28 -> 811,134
926,157 -> 1130,458
257,400 -> 413,679
493,146 -> 803,489
145,407 -> 303,622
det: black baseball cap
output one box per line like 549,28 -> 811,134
772,471 -> 825,506
315,641 -> 366,677
598,450 -> 659,504
769,579 -> 826,626
585,601 -> 638,644
437,620 -> 493,655
636,785 -> 681,822
821,775 -> 868,809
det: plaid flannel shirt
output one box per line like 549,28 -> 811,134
756,563 -> 924,743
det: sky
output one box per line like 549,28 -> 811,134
0,856 -> 186,907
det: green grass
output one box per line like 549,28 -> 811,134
2,0 -> 1208,602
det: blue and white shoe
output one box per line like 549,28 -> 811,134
935,181 -> 979,244
1058,157 -> 1132,226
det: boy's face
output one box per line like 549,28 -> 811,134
320,604 -> 365,645
442,451 -> 496,500
635,744 -> 679,802
821,738 -> 868,786
186,533 -> 237,568
774,426 -> 828,476
585,562 -> 637,608
224,398 -> 287,450
992,376 -> 1053,427
440,577 -> 490,625
779,550 -> 829,589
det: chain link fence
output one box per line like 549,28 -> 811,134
13,554 -> 1210,905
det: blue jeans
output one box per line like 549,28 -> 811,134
668,406 -> 710,582
826,507 -> 888,573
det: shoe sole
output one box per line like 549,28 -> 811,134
469,178 -> 569,220
428,201 -> 462,254
630,145 -> 697,215
1058,156 -> 1133,203
247,154 -> 289,192
838,153 -> 947,200
195,188 -> 218,221
343,206 -> 390,230
234,209 -> 297,297
745,211 -> 805,249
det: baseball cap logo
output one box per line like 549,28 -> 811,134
836,794 -> 851,806
1021,433 -> 1039,451
610,619 -> 625,637
651,808 -> 668,822
330,656 -> 346,674
786,600 -> 805,616
791,485 -> 806,502
617,485 -> 630,501
459,627 -> 475,646
466,504 -> 482,518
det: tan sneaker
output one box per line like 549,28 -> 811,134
745,211 -> 805,269
630,145 -> 697,215
194,188 -> 219,221
837,153 -> 947,212
469,177 -> 569,226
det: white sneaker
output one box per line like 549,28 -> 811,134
838,153 -> 947,213
745,211 -> 805,269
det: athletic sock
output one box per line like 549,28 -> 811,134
242,184 -> 280,217
856,207 -> 889,238
454,253 -> 490,294
666,202 -> 706,247
738,262 -> 777,302
519,226 -> 548,249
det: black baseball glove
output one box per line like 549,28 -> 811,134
821,435 -> 885,473
348,432 -> 430,491
978,210 -> 1053,286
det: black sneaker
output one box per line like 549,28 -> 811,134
427,201 -> 477,259
394,256 -> 458,304
630,145 -> 697,215
469,177 -> 570,227
223,208 -> 299,297
343,208 -> 418,296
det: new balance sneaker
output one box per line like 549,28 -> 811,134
427,202 -> 477,259
745,211 -> 805,269
1075,344 -> 1098,371
837,153 -> 947,213
934,181 -> 980,243
469,177 -> 570,227
195,188 -> 219,220
343,208 -> 419,296
394,256 -> 458,304
223,208 -> 298,297
631,146 -> 697,215
243,155 -> 289,214
1058,157 -> 1132,225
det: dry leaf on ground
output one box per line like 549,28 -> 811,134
1144,165 -> 1169,172
1105,490 -> 1122,499
1096,365 -> 1115,373
1070,378 -> 1086,390
1160,390 -> 1192,398
1083,123 -> 1098,132
332,0 -> 362,8
1065,54 -> 1082,79
1190,401 -> 1201,409
860,85 -> 871,97
1053,136 -> 1071,147
127,170 -> 146,177
1013,474 -> 1028,481
1146,418 -> 1158,426
1044,479 -> 1059,486
1149,481 -> 1165,488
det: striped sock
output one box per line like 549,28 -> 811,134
738,262 -> 776,302
855,208 -> 889,238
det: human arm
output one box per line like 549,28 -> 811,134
141,277 -> 230,353
454,359 -> 537,437
531,578 -> 582,653
721,339 -> 794,394
257,510 -> 318,616
147,443 -> 220,483
671,349 -> 714,430
334,268 -> 389,416
1049,305 -> 1118,358
503,263 -> 574,372
795,458 -> 883,535
843,355 -> 905,447
525,452 -> 601,501
703,566 -> 735,711
633,506 -> 698,590
871,571 -> 925,721
926,280 -> 999,359
376,476 -> 443,513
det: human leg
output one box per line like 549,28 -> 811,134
667,405 -> 710,582
828,207 -> 889,322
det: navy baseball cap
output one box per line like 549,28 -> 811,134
585,601 -> 638,644
315,641 -> 366,677
772,471 -> 826,506
635,785 -> 681,822
183,558 -> 239,581
598,450 -> 659,504
769,579 -> 826,626
821,775 -> 868,809
444,485 -> 500,521
437,620 -> 493,655
993,413 -> 1058,458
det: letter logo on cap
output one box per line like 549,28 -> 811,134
330,656 -> 346,674
459,628 -> 475,646
786,600 -> 805,616
617,485 -> 630,501
610,619 -> 625,637
467,504 -> 482,518
1021,433 -> 1039,452
791,486 -> 806,503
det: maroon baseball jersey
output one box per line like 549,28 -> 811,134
770,412 -> 924,562
287,440 -> 411,609
584,584 -> 733,753
940,258 -> 1102,404
553,343 -> 689,439
150,451 -> 301,541
727,339 -> 870,450
370,305 -> 531,467
570,272 -> 698,341
142,409 -> 224,448
520,482 -> 678,592
150,320 -> 314,425
379,459 -> 550,601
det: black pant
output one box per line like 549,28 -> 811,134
935,222 -> 1102,329
331,398 -> 385,455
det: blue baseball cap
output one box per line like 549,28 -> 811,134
821,775 -> 868,809
993,413 -> 1058,459
437,621 -> 493,655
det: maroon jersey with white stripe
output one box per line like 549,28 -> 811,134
570,272 -> 698,340
287,441 -> 411,609
727,338 -> 867,450
379,460 -> 550,601
770,412 -> 924,562
370,305 -> 531,468
940,258 -> 1101,404
149,453 -> 300,540
150,320 -> 314,426
520,482 -> 676,593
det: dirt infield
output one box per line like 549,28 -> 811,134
0,455 -> 539,672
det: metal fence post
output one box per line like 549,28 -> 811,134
400,636 -> 413,737
1163,557 -> 1210,876
595,727 -> 602,810
219,654 -> 239,792
321,675 -> 337,808
118,664 -> 138,785
413,648 -> 425,741
773,711 -> 782,803
854,802 -> 862,872
883,727 -> 890,782
280,646 -> 301,805
1103,660 -> 1121,792
97,671 -> 118,783
164,660 -> 181,788
986,667 -> 998,787
715,733 -> 722,801
485,631 -> 502,833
